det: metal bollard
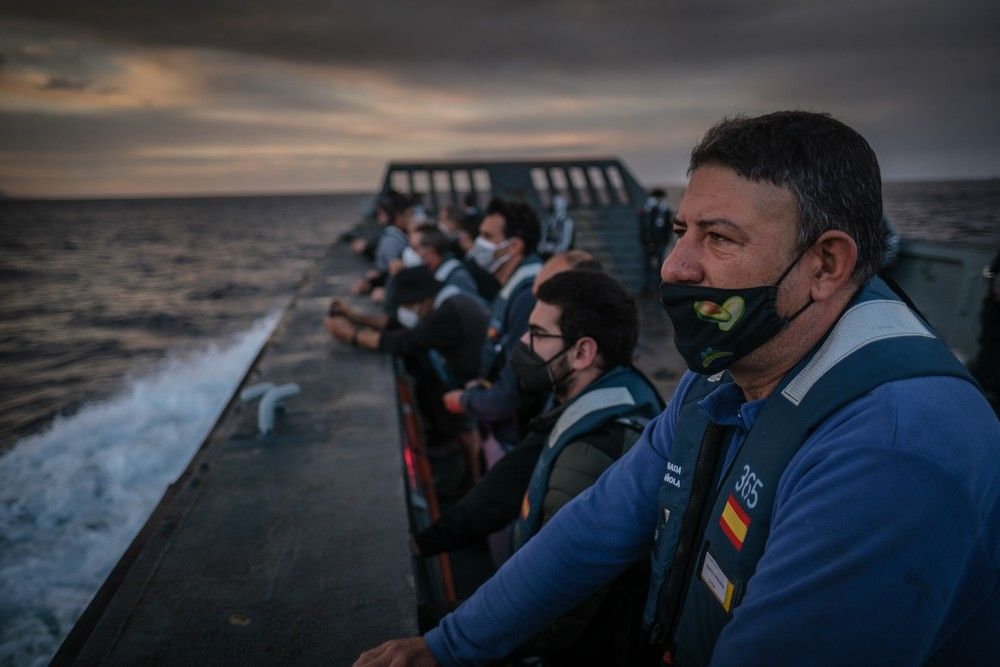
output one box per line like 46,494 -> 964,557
240,382 -> 300,436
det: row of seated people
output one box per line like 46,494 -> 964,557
348,112 -> 1000,667
324,194 -> 663,663
347,189 -> 576,301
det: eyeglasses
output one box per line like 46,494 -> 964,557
528,328 -> 575,352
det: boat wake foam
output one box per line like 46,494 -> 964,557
0,311 -> 281,666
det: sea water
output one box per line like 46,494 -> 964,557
0,315 -> 277,664
0,193 -> 366,666
0,182 -> 998,665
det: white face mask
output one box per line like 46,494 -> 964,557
488,239 -> 515,273
401,246 -> 423,268
396,306 -> 420,329
469,236 -> 513,274
468,236 -> 497,270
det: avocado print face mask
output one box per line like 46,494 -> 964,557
659,250 -> 813,373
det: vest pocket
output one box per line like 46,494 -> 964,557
669,542 -> 748,666
696,541 -> 745,616
643,490 -> 687,626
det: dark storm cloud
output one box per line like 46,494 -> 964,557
3,0 -> 996,76
4,0 -> 997,135
1,0 -> 998,195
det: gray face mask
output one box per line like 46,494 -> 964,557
469,237 -> 513,274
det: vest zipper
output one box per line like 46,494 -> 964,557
649,421 -> 729,655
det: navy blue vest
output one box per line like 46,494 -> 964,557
434,257 -> 485,306
513,366 -> 664,550
644,278 -> 978,665
479,256 -> 542,380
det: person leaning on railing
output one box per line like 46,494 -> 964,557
355,111 -> 1000,667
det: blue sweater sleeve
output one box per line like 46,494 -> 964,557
460,287 -> 537,421
425,374 -> 698,665
460,361 -> 519,422
710,376 -> 1000,665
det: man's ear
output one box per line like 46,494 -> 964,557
571,336 -> 600,370
508,236 -> 526,257
807,230 -> 858,301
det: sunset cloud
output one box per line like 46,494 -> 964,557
0,1 -> 997,197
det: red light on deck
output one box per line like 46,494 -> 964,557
403,446 -> 417,488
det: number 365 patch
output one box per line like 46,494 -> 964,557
720,465 -> 764,551
734,464 -> 764,508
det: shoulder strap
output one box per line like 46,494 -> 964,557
499,261 -> 542,300
433,284 -> 463,310
649,421 -> 729,652
514,369 -> 662,550
616,416 -> 652,455
434,258 -> 462,282
664,284 -> 977,664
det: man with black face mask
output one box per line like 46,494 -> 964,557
411,251 -> 605,560
356,112 -> 999,667
411,269 -> 663,664
413,268 -> 661,557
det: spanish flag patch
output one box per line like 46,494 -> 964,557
520,493 -> 530,520
719,494 -> 750,551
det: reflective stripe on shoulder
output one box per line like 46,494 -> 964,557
781,299 -> 934,406
499,262 -> 542,300
433,284 -> 463,309
434,258 -> 462,282
547,387 -> 636,448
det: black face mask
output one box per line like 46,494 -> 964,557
510,340 -> 574,395
659,251 -> 812,374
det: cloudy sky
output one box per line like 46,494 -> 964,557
0,0 -> 997,198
